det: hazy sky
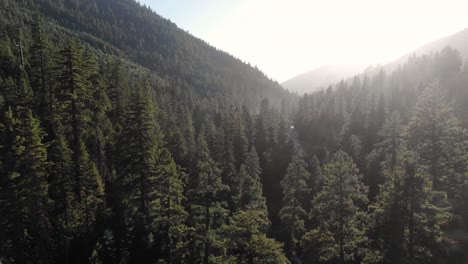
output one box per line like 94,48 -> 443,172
138,0 -> 468,82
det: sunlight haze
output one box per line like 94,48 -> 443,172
3,1 -> 468,262
136,1 -> 466,81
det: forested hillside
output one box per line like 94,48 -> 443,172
0,0 -> 295,263
294,47 -> 468,263
0,0 -> 467,264
281,64 -> 363,94
388,28 -> 468,72
0,0 -> 294,110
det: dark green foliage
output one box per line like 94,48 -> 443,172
114,80 -> 165,260
0,0 -> 467,263
308,155 -> 322,197
370,148 -> 450,264
55,40 -> 104,239
305,151 -> 368,264
152,148 -> 188,262
405,84 -> 466,194
235,147 -> 266,211
280,154 -> 311,261
106,59 -> 129,127
376,111 -> 403,172
294,47 -> 468,263
185,132 -> 230,263
220,209 -> 289,264
0,108 -> 51,263
29,14 -> 54,123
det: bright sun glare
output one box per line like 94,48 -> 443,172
141,0 -> 468,82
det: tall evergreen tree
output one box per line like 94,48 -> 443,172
56,41 -> 104,238
405,84 -> 466,194
29,14 -> 54,123
46,122 -> 76,263
0,108 -> 51,263
152,148 -> 188,262
308,155 -> 322,198
220,209 -> 289,264
82,48 -> 112,208
365,111 -> 404,201
377,111 -> 403,172
279,154 -> 311,262
235,146 -> 267,211
2,1 -> 468,262
370,148 -> 450,264
115,79 -> 164,260
185,132 -> 229,264
305,151 -> 368,264
106,59 -> 129,127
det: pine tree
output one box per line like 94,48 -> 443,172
6,31 -> 33,113
46,123 -> 76,262
255,98 -> 272,157
106,59 -> 129,126
18,110 -> 52,261
405,84 -> 466,194
115,79 -> 163,258
185,132 -> 229,264
241,105 -> 254,147
377,111 -> 403,172
306,151 -> 368,264
56,41 -> 104,236
279,154 -> 311,261
178,105 -> 196,167
75,140 -> 104,232
308,155 -> 322,198
219,210 -> 289,264
369,148 -> 450,264
364,111 -> 404,201
82,47 -> 112,207
235,146 -> 266,211
152,148 -> 188,262
29,14 -> 54,123
0,108 -> 51,263
221,107 -> 248,169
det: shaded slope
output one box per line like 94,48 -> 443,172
0,0 -> 294,109
281,64 -> 364,94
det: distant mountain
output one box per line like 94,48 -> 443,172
283,27 -> 468,94
0,0 -> 294,110
281,64 -> 364,94
389,27 -> 468,71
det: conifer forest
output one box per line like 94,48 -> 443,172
0,0 -> 467,263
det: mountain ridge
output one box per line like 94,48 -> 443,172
281,64 -> 364,94
283,27 -> 468,94
385,27 -> 468,72
6,0 -> 295,109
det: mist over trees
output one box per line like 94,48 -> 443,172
1,0 -> 468,264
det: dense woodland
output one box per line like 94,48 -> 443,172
0,0 -> 467,264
